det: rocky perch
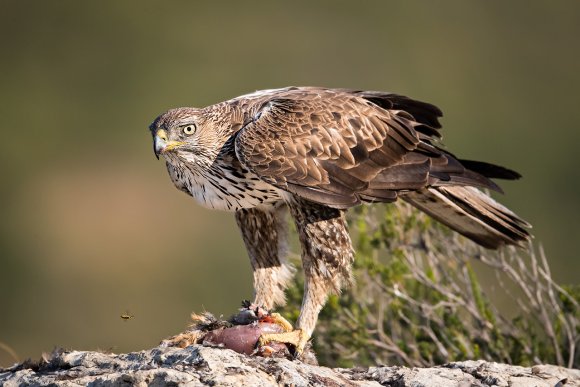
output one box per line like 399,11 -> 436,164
1,345 -> 578,387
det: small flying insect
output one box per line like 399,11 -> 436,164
120,311 -> 135,321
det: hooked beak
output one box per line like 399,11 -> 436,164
153,129 -> 185,159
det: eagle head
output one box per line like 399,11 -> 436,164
149,107 -> 220,165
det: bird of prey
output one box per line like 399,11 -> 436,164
149,86 -> 530,355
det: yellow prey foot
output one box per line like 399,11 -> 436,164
258,329 -> 310,357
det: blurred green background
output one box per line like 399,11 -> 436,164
1,1 -> 579,366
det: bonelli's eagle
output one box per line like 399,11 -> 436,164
150,87 -> 530,355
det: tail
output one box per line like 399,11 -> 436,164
401,186 -> 531,249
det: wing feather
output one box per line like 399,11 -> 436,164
234,89 -> 412,207
233,87 -> 504,209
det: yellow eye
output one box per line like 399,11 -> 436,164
183,124 -> 196,135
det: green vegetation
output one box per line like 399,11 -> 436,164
281,203 -> 579,368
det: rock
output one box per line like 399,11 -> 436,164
1,345 -> 578,387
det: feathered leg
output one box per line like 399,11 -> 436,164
260,196 -> 354,355
235,204 -> 295,309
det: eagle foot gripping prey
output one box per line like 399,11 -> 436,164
161,301 -> 317,364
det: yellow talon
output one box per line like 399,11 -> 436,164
268,313 -> 294,332
258,329 -> 309,356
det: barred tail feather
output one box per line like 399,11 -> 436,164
401,186 -> 531,249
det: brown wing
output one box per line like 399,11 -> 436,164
234,88 -> 505,209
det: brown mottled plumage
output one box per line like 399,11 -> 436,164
149,86 -> 530,355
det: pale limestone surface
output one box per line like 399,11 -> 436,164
1,345 -> 578,387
